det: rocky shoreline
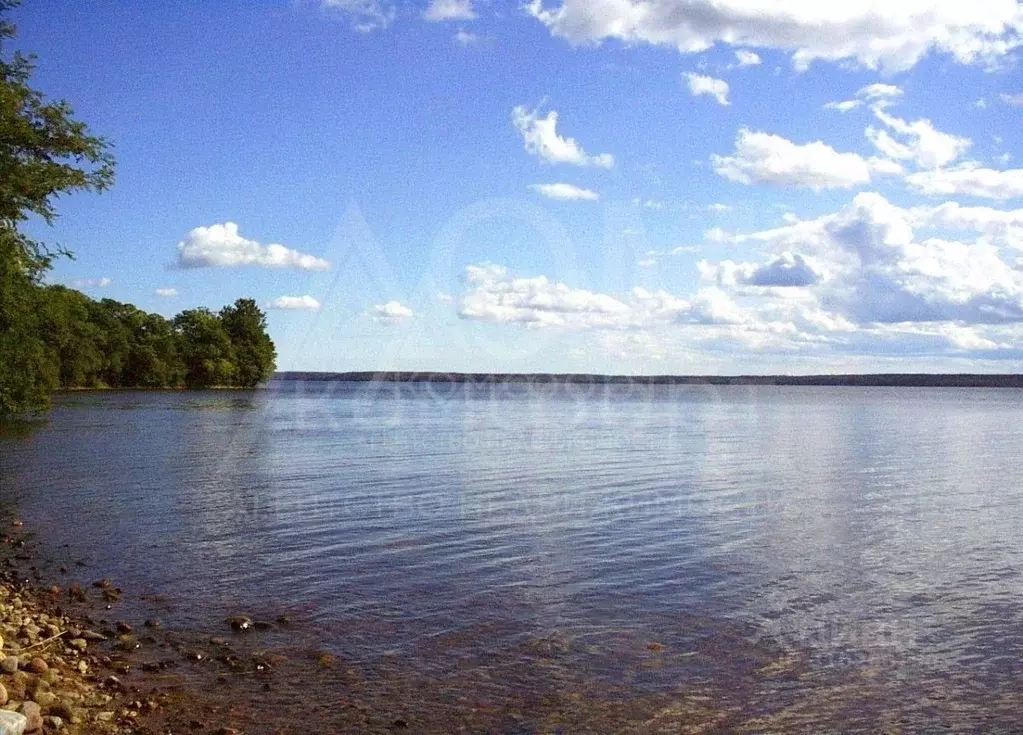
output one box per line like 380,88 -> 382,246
0,512 -> 445,734
0,522 -> 169,734
0,514 -> 301,735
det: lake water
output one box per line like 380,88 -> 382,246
3,382 -> 1023,731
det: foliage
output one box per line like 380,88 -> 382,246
220,298 -> 277,388
0,4 -> 277,417
0,0 -> 114,416
30,293 -> 276,392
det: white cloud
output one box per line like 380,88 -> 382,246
824,100 -> 863,113
866,109 -> 972,169
709,203 -> 732,212
703,192 -> 1023,324
684,72 -> 729,105
712,129 -> 892,191
910,200 -> 1023,247
1001,92 -> 1023,107
824,83 -> 903,112
460,269 -> 630,328
976,97 -> 989,109
368,300 -> 414,322
511,105 -> 614,168
269,295 -> 321,311
525,0 -> 1023,71
155,287 -> 178,297
176,223 -> 330,271
530,182 -> 600,201
858,83 -> 904,101
733,49 -> 761,67
72,277 -> 111,289
458,264 -> 751,329
906,165 -> 1023,200
321,0 -> 395,32
423,0 -> 475,21
454,29 -> 479,45
700,252 -> 823,288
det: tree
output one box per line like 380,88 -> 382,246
220,298 -> 276,388
37,285 -> 104,387
0,0 -> 114,416
173,308 -> 236,388
0,228 -> 57,414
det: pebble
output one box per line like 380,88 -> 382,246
18,700 -> 42,733
1,656 -> 17,674
68,639 -> 87,651
0,682 -> 7,706
26,658 -> 48,675
33,690 -> 57,708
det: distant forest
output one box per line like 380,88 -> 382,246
32,288 -> 276,391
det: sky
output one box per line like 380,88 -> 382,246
12,0 -> 1023,374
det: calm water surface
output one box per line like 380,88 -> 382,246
2,382 -> 1023,731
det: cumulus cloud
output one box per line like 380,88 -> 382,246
1000,92 -> 1023,107
368,300 -> 414,322
906,165 -> 1023,200
511,105 -> 614,168
176,223 -> 330,271
530,182 -> 599,200
711,129 -> 896,191
454,29 -> 479,45
684,72 -> 729,105
701,252 -> 823,288
525,0 -> 1023,71
703,192 -> 1023,325
72,277 -> 111,289
458,264 -> 750,329
866,109 -> 972,169
155,287 -> 178,297
732,49 -> 761,67
269,295 -> 321,311
910,200 -> 1023,247
321,0 -> 394,32
423,0 -> 475,21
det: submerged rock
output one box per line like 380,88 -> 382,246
225,615 -> 253,632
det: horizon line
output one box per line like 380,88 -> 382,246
271,372 -> 1023,388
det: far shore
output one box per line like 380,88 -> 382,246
273,371 -> 1023,388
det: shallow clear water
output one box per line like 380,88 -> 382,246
3,382 -> 1023,730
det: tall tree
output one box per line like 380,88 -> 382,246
173,308 -> 236,388
220,298 -> 277,388
0,0 -> 114,416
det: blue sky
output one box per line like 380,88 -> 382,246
13,0 -> 1023,374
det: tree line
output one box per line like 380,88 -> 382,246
40,287 -> 275,390
0,2 -> 274,417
